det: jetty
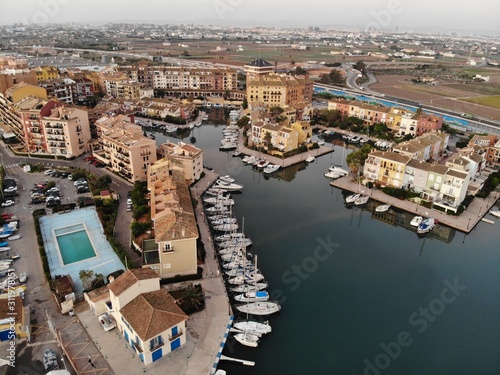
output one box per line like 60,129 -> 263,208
331,176 -> 500,234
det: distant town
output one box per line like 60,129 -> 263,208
0,22 -> 499,375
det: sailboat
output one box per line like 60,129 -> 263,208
345,193 -> 360,203
231,282 -> 268,293
236,301 -> 281,316
233,332 -> 260,347
234,290 -> 270,302
233,320 -> 272,336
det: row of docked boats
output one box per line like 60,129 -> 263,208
324,165 -> 350,180
240,154 -> 281,174
220,125 -> 239,151
203,175 -> 280,348
0,221 -> 22,282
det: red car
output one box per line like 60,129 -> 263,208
84,156 -> 96,162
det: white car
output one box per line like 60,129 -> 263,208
44,170 -> 55,176
3,186 -> 17,193
1,200 -> 15,207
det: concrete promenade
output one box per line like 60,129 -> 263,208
331,176 -> 500,233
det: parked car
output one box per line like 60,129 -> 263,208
126,204 -> 132,212
44,169 -> 56,176
43,348 -> 58,371
67,174 -> 72,180
19,273 -> 27,283
3,186 -> 17,193
77,186 -> 90,194
1,200 -> 15,207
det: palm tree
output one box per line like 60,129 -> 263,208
79,269 -> 95,291
179,285 -> 205,314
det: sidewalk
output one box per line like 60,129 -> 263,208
331,176 -> 500,233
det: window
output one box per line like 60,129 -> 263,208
163,243 -> 173,252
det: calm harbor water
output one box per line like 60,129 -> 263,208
154,120 -> 500,375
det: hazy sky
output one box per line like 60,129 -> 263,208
1,0 -> 499,34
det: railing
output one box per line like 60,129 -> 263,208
168,329 -> 183,341
132,341 -> 143,353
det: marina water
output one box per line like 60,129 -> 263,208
155,121 -> 500,375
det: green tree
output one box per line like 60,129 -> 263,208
79,269 -> 95,291
242,97 -> 248,109
346,144 -> 372,176
264,131 -> 272,148
237,115 -> 250,128
178,285 -> 205,314
354,60 -> 366,73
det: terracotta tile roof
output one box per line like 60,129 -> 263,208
370,151 -> 412,164
119,289 -> 187,341
108,268 -> 159,297
86,285 -> 110,302
446,169 -> 468,179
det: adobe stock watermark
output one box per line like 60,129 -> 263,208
20,0 -> 70,25
364,0 -> 403,32
270,235 -> 341,304
213,0 -> 243,20
356,278 -> 467,375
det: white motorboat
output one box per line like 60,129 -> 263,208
354,196 -> 369,206
329,165 -> 349,176
204,196 -> 233,205
227,272 -> 265,285
417,218 -> 436,234
213,223 -> 239,232
210,217 -> 238,226
206,205 -> 230,213
0,231 -> 13,239
410,216 -> 423,227
7,235 -> 21,241
234,290 -> 269,302
219,175 -> 235,184
256,159 -> 269,169
219,143 -> 237,151
232,150 -> 242,157
233,320 -> 272,336
216,181 -> 243,191
233,332 -> 259,347
165,125 -> 178,133
225,267 -> 257,277
263,164 -> 280,174
231,282 -> 268,293
305,155 -> 315,163
205,187 -> 228,197
345,193 -> 360,203
489,209 -> 500,218
218,238 -> 253,248
324,171 -> 341,179
236,301 -> 281,316
375,204 -> 391,213
242,155 -> 257,164
0,247 -> 11,253
222,259 -> 253,269
220,251 -> 246,262
215,232 -> 247,242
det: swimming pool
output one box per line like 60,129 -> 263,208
55,223 -> 96,265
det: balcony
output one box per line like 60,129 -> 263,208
168,329 -> 183,341
132,341 -> 143,353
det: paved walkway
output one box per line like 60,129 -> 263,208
331,176 -> 500,233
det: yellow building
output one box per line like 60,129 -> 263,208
145,159 -> 199,279
92,114 -> 157,182
252,121 -> 299,154
247,73 -> 313,109
34,66 -> 59,81
158,141 -> 204,183
289,121 -> 312,144
364,151 -> 411,188
386,108 -> 405,132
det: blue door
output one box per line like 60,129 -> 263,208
152,348 -> 162,362
171,326 -> 178,336
124,331 -> 129,344
139,353 -> 144,363
170,337 -> 181,351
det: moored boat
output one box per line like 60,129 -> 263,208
410,216 -> 423,227
233,320 -> 272,336
233,332 -> 259,347
417,217 -> 435,234
305,155 -> 315,163
375,204 -> 391,213
236,301 -> 281,316
345,193 -> 360,203
234,290 -> 270,302
489,209 -> 500,218
354,195 -> 369,206
263,164 -> 280,174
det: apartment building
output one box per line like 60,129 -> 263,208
92,115 -> 157,182
0,83 -> 48,144
399,112 -> 419,137
18,99 -> 90,157
144,159 -> 199,279
247,73 -> 313,109
157,141 -> 204,183
244,58 -> 275,80
93,268 -> 189,365
251,121 -> 299,153
34,65 -> 59,81
392,132 -> 449,161
0,56 -> 38,93
417,113 -> 443,136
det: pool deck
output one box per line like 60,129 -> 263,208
39,207 -> 125,295
330,175 -> 500,233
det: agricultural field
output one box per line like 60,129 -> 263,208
461,95 -> 500,110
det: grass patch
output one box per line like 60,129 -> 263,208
460,96 -> 500,110
447,83 -> 500,96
